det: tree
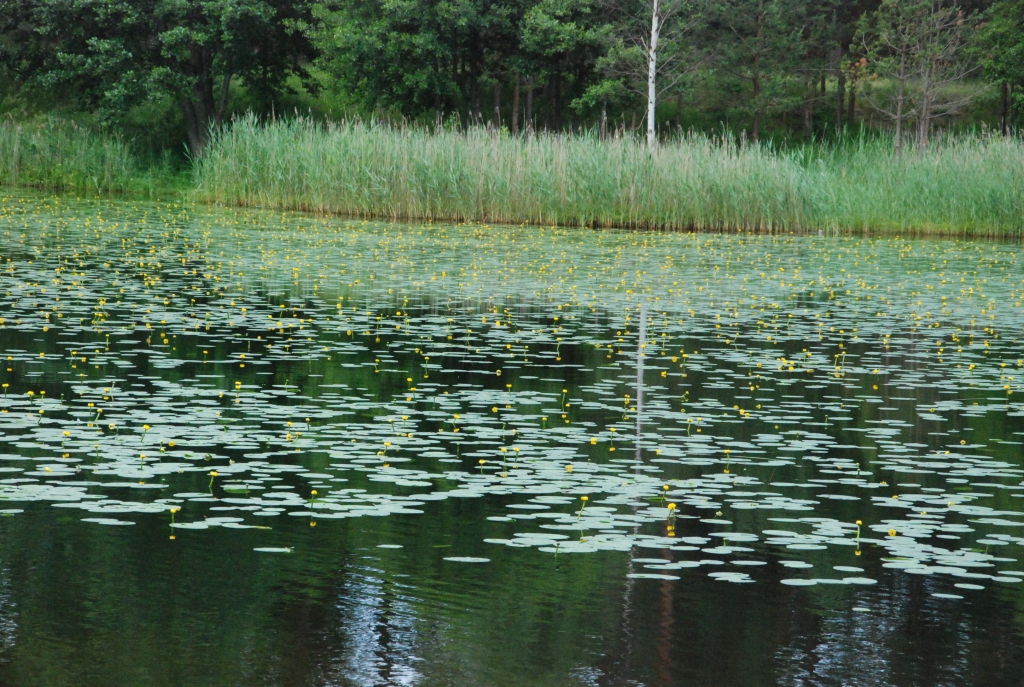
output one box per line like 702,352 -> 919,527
315,0 -> 539,127
519,0 -> 609,132
314,0 -> 462,122
706,0 -> 806,143
860,0 -> 977,153
22,0 -> 316,154
821,0 -> 883,133
314,0 -> 609,132
595,0 -> 703,146
973,0 -> 1024,133
0,1 -> 46,99
789,0 -> 853,138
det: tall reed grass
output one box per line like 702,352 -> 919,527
0,118 -> 160,194
196,115 -> 1024,236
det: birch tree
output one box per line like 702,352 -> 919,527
646,0 -> 662,146
598,0 -> 704,147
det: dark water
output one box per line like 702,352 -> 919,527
0,193 -> 1023,686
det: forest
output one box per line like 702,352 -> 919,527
1,0 -> 1022,156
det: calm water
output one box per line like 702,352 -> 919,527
0,193 -> 1023,686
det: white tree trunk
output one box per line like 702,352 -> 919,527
647,0 -> 660,148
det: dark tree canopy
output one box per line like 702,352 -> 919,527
7,0 -> 316,153
2,0 -> 1018,150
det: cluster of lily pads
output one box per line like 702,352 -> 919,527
0,193 -> 1022,598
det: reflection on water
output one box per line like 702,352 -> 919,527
329,569 -> 423,686
0,193 -> 1022,685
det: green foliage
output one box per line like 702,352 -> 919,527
0,118 -> 178,194
313,0 -> 610,126
857,0 -> 979,150
1,0 -> 1020,166
194,114 -> 1024,235
973,0 -> 1024,123
704,0 -> 808,138
2,0 -> 1021,149
10,0 -> 316,154
975,0 -> 1024,84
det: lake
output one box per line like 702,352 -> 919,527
0,193 -> 1022,686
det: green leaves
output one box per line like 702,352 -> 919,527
312,0 -> 610,125
974,0 -> 1024,86
20,0 -> 316,153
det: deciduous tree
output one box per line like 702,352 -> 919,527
23,0 -> 316,154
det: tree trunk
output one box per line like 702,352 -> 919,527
917,102 -> 929,150
493,81 -> 502,129
1000,81 -> 1009,136
647,0 -> 661,148
511,75 -> 521,136
455,57 -> 468,126
751,74 -> 761,144
835,45 -> 845,132
847,84 -> 855,126
182,46 -> 217,156
553,72 -> 562,132
435,87 -> 444,131
1011,85 -> 1016,130
542,82 -> 550,131
526,78 -> 534,133
182,86 -> 216,156
836,76 -> 845,131
215,72 -> 232,128
917,57 -> 937,151
600,95 -> 608,140
182,99 -> 207,157
471,61 -> 480,125
803,77 -> 813,138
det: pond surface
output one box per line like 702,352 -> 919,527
0,193 -> 1023,686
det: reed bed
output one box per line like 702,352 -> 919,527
196,115 -> 1024,236
0,118 -> 158,194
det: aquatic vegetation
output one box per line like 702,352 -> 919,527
196,116 -> 1024,236
0,192 -> 1023,602
0,120 -> 155,194
4,115 -> 1022,235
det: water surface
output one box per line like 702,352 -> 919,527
0,193 -> 1023,686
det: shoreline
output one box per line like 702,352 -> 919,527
5,186 -> 1024,242
3,118 -> 1023,239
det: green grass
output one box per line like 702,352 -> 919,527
0,118 -> 182,195
4,115 -> 1023,235
195,114 -> 1024,236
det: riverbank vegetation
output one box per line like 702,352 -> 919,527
0,0 -> 1023,233
196,116 -> 1024,235
0,120 -> 181,195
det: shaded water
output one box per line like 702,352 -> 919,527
0,193 -> 1023,686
